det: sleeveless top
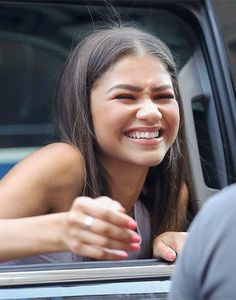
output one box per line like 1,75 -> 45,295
0,199 -> 151,266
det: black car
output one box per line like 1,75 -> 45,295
0,0 -> 236,298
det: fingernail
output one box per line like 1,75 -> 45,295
120,252 -> 128,259
131,243 -> 140,250
127,220 -> 137,230
166,251 -> 176,262
131,235 -> 141,243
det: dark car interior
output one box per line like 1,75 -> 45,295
0,0 -> 236,298
0,2 -> 230,198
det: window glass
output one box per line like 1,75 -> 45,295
0,40 -> 62,145
0,279 -> 170,299
212,0 -> 236,96
0,2 -> 221,188
0,3 -> 198,176
0,1 -> 227,272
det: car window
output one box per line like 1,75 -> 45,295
1,281 -> 170,299
212,0 -> 236,96
0,2 -> 228,192
1,0 -> 236,297
0,259 -> 171,299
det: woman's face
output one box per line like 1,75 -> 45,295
90,54 -> 180,169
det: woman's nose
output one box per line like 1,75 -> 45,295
136,100 -> 162,123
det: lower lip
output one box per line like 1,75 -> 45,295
127,136 -> 164,146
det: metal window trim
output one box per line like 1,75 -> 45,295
203,0 -> 236,181
0,263 -> 173,286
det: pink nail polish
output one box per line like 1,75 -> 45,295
131,243 -> 140,250
127,220 -> 137,230
167,251 -> 176,262
131,235 -> 141,243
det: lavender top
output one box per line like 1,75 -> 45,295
0,199 -> 151,266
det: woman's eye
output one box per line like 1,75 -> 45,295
115,94 -> 135,100
154,93 -> 175,100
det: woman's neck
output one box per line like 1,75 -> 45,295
101,158 -> 149,212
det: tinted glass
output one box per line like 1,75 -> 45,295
0,2 -> 217,187
0,278 -> 170,299
212,0 -> 236,96
0,0 -> 229,295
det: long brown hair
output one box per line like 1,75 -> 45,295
54,25 -> 186,240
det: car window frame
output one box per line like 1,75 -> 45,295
0,0 -> 236,298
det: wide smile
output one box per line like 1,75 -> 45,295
124,128 -> 164,145
126,130 -> 160,139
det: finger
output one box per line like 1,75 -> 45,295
97,196 -> 126,213
88,217 -> 140,243
75,196 -> 124,212
174,232 -> 188,254
153,240 -> 177,262
67,209 -> 140,244
66,209 -> 141,252
73,197 -> 137,230
77,229 -> 140,252
72,243 -> 129,260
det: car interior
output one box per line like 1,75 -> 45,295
0,1 -> 236,298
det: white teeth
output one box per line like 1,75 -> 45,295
127,131 -> 160,139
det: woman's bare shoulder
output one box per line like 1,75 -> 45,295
6,142 -> 84,181
0,143 -> 85,216
37,142 -> 84,169
28,142 -> 85,193
36,142 -> 85,211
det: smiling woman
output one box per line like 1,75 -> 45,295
0,25 -> 188,265
91,55 -> 179,169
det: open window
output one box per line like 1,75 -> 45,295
0,0 -> 236,297
0,2 -> 222,194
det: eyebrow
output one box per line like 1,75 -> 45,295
107,84 -> 173,93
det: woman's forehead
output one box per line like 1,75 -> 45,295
110,54 -> 166,71
95,54 -> 171,86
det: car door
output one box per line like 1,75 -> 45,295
0,0 -> 236,298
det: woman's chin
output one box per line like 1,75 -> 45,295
134,156 -> 165,167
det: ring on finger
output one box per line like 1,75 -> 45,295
84,216 -> 94,231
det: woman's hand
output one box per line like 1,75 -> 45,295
61,196 -> 141,260
153,231 -> 188,262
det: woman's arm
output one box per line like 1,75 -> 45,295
0,213 -> 65,262
152,182 -> 189,261
0,143 -> 84,218
0,198 -> 140,262
0,143 -> 82,261
0,143 -> 140,262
